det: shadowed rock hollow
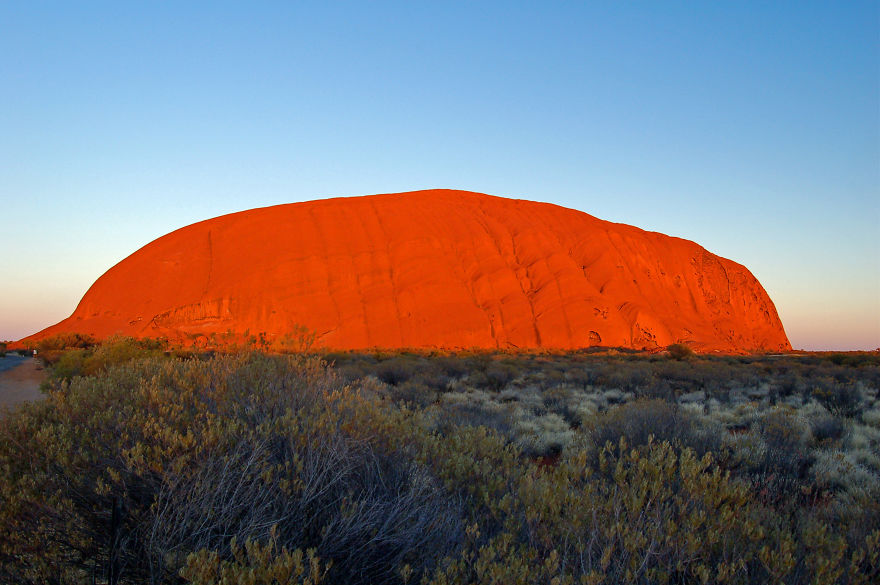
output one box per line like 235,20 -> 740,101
24,190 -> 791,352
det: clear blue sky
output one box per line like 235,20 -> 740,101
1,1 -> 877,350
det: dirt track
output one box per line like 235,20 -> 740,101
0,356 -> 46,411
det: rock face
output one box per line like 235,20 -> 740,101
23,190 -> 791,352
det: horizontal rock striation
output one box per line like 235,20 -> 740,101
22,190 -> 791,352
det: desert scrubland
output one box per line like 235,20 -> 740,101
1,335 -> 878,584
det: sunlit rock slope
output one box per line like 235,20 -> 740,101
22,190 -> 791,352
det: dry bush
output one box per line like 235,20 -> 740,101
433,390 -> 515,439
375,356 -> 420,386
433,355 -> 471,380
586,398 -> 721,459
667,342 -> 695,360
0,353 -> 461,585
811,415 -> 847,445
748,408 -> 814,509
393,379 -> 440,407
861,398 -> 880,427
813,380 -> 865,419
470,362 -> 519,391
5,349 -> 880,585
512,412 -> 574,457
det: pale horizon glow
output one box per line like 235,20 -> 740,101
1,2 -> 878,351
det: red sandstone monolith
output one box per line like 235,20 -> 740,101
21,190 -> 791,352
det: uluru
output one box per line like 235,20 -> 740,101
21,190 -> 791,352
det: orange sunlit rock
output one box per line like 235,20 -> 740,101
21,190 -> 791,352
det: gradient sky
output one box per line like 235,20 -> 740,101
1,1 -> 878,350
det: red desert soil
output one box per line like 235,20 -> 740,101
20,190 -> 791,352
0,357 -> 46,411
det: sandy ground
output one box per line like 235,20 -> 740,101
0,356 -> 47,411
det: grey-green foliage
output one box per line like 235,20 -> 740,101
2,346 -> 880,584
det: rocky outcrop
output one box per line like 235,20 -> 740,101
22,190 -> 791,352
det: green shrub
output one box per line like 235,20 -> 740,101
39,335 -> 167,385
81,335 -> 163,375
50,347 -> 88,380
181,531 -> 326,585
35,332 -> 96,351
431,439 -> 791,585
